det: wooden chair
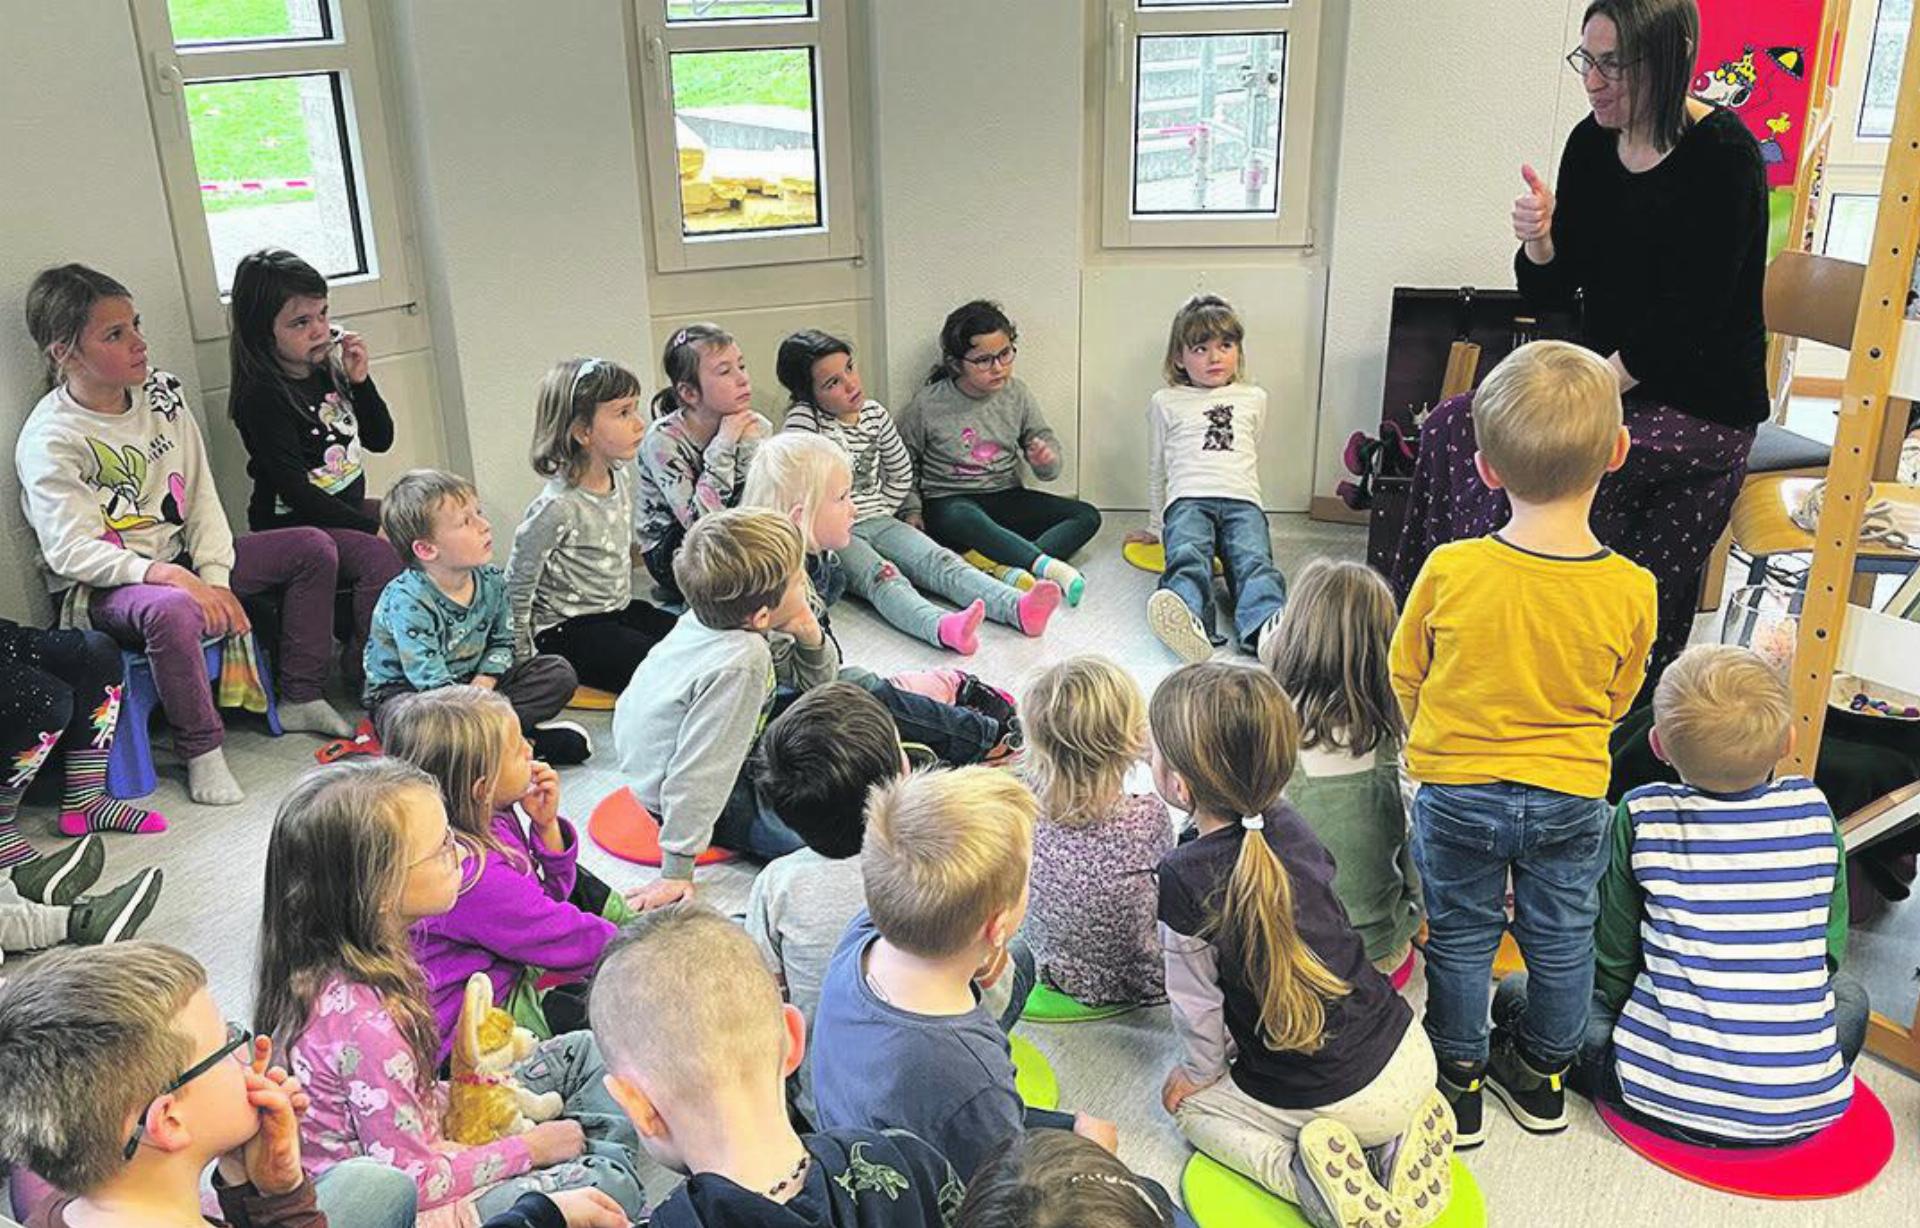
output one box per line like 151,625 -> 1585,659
1697,252 -> 1864,611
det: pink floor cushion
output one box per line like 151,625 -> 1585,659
1594,1080 -> 1893,1200
587,786 -> 737,867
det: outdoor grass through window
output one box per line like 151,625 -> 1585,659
168,0 -> 326,45
670,47 -> 822,236
667,0 -> 811,21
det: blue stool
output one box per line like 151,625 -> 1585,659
107,638 -> 282,800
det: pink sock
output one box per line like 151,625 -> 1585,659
58,808 -> 168,837
938,601 -> 986,655
1017,581 -> 1063,637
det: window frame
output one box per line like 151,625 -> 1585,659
632,0 -> 859,273
1100,0 -> 1321,249
131,0 -> 415,339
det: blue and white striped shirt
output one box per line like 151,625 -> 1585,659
1613,776 -> 1853,1142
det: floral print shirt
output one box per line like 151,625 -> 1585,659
1026,792 -> 1174,1005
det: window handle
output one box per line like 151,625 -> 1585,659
149,51 -> 186,137
1109,13 -> 1127,87
647,30 -> 669,105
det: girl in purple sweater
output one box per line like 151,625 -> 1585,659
382,687 -> 630,1062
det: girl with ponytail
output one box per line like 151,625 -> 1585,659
1149,663 -> 1455,1228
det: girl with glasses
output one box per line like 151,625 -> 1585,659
899,299 -> 1101,605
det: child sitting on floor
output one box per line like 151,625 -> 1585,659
811,766 -> 1119,1180
1502,644 -> 1864,1146
1261,560 -> 1423,979
0,942 -> 407,1228
1152,663 -> 1453,1228
777,329 -> 1063,650
741,430 -> 1024,764
635,323 -> 770,603
382,687 -> 630,1063
365,469 -> 590,764
1021,656 -> 1171,1008
898,301 -> 1098,601
957,1131 -> 1194,1228
612,507 -> 834,910
505,357 -> 678,693
1126,294 -> 1288,663
254,759 -> 645,1227
591,902 -> 964,1226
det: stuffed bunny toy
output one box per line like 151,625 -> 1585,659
443,972 -> 564,1145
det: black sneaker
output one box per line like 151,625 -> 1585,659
1485,1028 -> 1568,1134
10,834 -> 103,905
1436,1061 -> 1486,1149
531,721 -> 592,766
67,867 -> 163,946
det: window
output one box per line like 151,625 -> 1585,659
1101,0 -> 1322,248
1822,192 -> 1879,262
635,0 -> 858,272
1858,0 -> 1913,139
132,0 -> 413,337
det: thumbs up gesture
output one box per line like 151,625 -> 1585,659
1513,163 -> 1555,243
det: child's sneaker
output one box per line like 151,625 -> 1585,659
1147,590 -> 1213,663
1435,1060 -> 1486,1149
531,720 -> 593,766
9,834 -> 103,905
1367,1090 -> 1455,1228
1291,1117 -> 1409,1228
1485,1029 -> 1568,1134
67,867 -> 163,946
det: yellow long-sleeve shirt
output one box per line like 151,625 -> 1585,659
1389,536 -> 1656,798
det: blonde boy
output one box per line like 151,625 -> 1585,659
365,468 -> 588,762
612,507 -> 836,910
810,767 -> 1118,1180
590,903 -> 963,1225
1389,341 -> 1656,1147
1567,645 -> 1864,1144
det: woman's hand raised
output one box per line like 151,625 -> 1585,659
1513,163 -> 1556,264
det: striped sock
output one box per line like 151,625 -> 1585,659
0,787 -> 32,870
60,747 -> 166,835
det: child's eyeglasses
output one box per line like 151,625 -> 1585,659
123,1022 -> 252,1159
1565,46 -> 1635,81
962,345 -> 1018,370
409,827 -> 461,869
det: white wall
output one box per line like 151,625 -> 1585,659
387,0 -> 656,542
0,1 -> 202,624
1314,0 -> 1592,496
867,0 -> 1089,491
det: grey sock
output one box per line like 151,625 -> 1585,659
186,749 -> 245,806
277,698 -> 354,738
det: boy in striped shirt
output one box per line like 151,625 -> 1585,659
1500,644 -> 1866,1145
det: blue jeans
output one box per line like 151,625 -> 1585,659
1159,498 -> 1287,649
1412,781 -> 1611,1068
470,1031 -> 647,1221
839,668 -> 1000,765
312,1158 -> 418,1228
843,516 -> 1023,643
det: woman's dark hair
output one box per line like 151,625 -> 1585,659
776,328 -> 853,408
1584,0 -> 1700,152
650,322 -> 735,418
228,247 -> 334,420
24,264 -> 132,390
957,1130 -> 1169,1228
926,299 -> 1018,385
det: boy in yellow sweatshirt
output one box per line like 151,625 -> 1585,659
1389,340 -> 1655,1149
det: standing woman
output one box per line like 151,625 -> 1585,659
1389,0 -> 1767,693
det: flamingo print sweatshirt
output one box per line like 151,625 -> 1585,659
896,376 -> 1062,504
16,372 -> 237,595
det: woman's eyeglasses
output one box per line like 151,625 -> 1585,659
124,1022 -> 252,1159
962,345 -> 1018,371
1566,46 -> 1636,81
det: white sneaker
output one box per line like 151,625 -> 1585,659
1147,590 -> 1213,663
1253,607 -> 1287,656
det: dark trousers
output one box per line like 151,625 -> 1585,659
368,654 -> 578,737
922,488 -> 1102,571
1,627 -> 123,799
535,601 -> 681,693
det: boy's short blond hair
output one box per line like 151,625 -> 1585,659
589,903 -> 783,1097
1472,340 -> 1622,502
1654,644 -> 1792,792
0,942 -> 205,1193
382,468 -> 478,567
674,506 -> 803,629
862,766 -> 1035,959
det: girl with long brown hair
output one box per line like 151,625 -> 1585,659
1150,663 -> 1453,1228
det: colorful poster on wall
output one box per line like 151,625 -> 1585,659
1693,0 -> 1825,189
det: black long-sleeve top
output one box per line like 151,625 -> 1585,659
232,369 -> 394,533
1516,107 -> 1769,428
